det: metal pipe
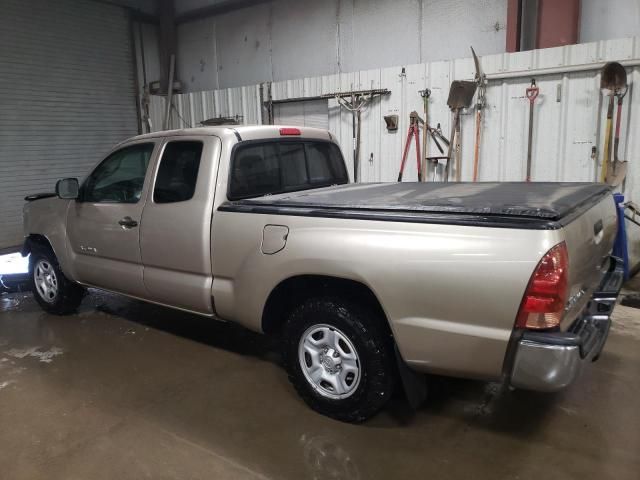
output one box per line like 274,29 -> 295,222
486,59 -> 640,81
163,54 -> 175,130
624,214 -> 640,228
129,14 -> 143,135
268,95 -> 326,105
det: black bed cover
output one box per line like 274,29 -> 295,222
219,182 -> 611,229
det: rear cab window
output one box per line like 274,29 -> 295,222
228,140 -> 348,200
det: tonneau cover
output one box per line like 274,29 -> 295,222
227,182 -> 610,221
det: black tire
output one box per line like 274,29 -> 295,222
29,247 -> 84,315
283,296 -> 395,423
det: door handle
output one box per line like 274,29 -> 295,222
118,216 -> 138,229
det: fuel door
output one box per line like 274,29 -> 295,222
262,225 -> 289,255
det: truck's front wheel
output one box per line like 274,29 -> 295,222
283,297 -> 395,422
30,249 -> 84,315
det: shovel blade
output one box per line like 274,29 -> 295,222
447,81 -> 477,109
601,62 -> 627,92
605,160 -> 628,187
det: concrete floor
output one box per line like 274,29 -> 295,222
0,289 -> 639,480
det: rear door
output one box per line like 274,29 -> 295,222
140,135 -> 221,314
66,141 -> 157,297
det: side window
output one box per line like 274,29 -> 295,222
228,141 -> 348,200
153,141 -> 203,203
82,143 -> 154,203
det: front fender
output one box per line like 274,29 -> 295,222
22,198 -> 75,279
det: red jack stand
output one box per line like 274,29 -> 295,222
397,111 -> 423,182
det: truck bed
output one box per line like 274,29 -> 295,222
219,182 -> 611,230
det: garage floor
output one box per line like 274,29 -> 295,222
1,287 -> 639,480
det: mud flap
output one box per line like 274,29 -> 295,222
394,345 -> 427,409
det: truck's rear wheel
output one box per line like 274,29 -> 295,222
30,249 -> 84,315
283,297 -> 395,422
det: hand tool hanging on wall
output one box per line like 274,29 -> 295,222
599,62 -> 625,183
471,47 -> 486,182
398,111 -> 423,181
600,62 -> 628,186
525,79 -> 539,182
608,86 -> 629,187
423,123 -> 450,181
419,89 -> 431,182
444,81 -> 477,182
426,123 -> 449,150
320,88 -> 390,183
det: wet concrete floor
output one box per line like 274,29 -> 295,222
0,289 -> 638,480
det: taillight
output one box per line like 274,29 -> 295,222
516,242 -> 569,330
279,127 -> 301,136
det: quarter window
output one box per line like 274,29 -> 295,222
82,143 -> 154,203
153,141 -> 203,203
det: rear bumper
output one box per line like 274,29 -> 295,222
509,256 -> 624,392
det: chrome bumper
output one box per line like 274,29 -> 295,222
510,256 -> 624,392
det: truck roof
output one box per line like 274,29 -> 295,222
127,125 -> 334,143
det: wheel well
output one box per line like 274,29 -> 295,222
23,234 -> 54,256
261,275 -> 391,336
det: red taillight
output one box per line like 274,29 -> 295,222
279,127 -> 301,136
516,242 -> 569,330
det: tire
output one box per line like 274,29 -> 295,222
283,296 -> 395,423
29,248 -> 84,315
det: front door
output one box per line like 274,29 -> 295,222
66,141 -> 157,297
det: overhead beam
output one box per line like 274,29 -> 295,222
91,0 -> 158,23
176,0 -> 272,24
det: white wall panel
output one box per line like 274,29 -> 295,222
150,36 -> 640,266
581,0 -> 640,44
274,100 -> 329,129
176,0 -> 508,91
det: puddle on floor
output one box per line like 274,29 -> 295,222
4,346 -> 64,363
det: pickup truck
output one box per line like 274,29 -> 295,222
22,125 -> 623,422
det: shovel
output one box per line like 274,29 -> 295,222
600,62 -> 627,185
602,63 -> 628,186
471,46 -> 486,182
525,79 -> 539,182
444,80 -> 477,182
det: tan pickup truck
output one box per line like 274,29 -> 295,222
22,126 -> 623,422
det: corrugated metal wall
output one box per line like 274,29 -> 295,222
0,0 -> 139,250
150,36 -> 640,264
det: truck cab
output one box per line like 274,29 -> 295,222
25,126 -> 346,315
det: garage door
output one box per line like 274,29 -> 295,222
274,100 -> 329,129
0,0 -> 139,250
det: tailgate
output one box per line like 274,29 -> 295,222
560,191 -> 618,330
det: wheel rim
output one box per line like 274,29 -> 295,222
34,259 -> 58,303
298,324 -> 361,399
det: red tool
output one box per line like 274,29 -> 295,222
397,111 -> 423,182
525,79 -> 539,182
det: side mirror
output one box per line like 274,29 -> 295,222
55,178 -> 79,200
